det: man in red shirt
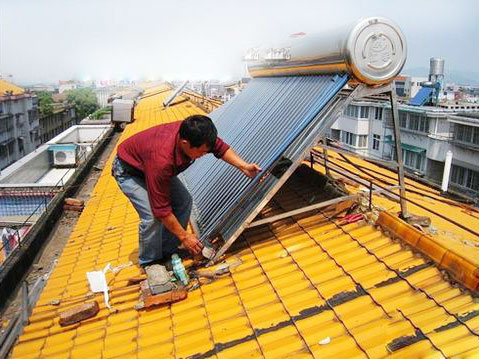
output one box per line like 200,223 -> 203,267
112,115 -> 261,266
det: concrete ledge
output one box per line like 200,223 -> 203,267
0,127 -> 114,310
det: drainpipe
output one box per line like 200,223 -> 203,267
441,150 -> 453,192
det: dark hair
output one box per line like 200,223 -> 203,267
179,115 -> 218,149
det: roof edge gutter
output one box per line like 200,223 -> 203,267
376,211 -> 479,294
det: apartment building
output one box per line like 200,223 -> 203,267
329,98 -> 479,196
0,80 -> 40,170
39,103 -> 76,143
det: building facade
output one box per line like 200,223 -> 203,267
0,80 -> 40,170
329,98 -> 479,197
39,104 -> 76,143
58,80 -> 77,94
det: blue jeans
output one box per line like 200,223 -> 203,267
112,156 -> 192,266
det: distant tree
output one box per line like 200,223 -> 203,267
36,91 -> 54,118
66,88 -> 98,120
90,105 -> 112,120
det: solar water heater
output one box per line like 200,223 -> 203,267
180,17 -> 407,261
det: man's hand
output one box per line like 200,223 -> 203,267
181,233 -> 203,255
241,163 -> 262,178
222,149 -> 262,178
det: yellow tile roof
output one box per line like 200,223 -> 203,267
11,86 -> 479,359
310,149 -> 479,267
0,79 -> 25,96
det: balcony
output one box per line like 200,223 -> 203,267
451,138 -> 479,151
0,128 -> 15,144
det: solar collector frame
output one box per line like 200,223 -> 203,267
180,74 -> 348,256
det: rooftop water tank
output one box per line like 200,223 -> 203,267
246,17 -> 407,85
429,57 -> 445,77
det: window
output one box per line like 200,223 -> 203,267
330,129 -> 340,140
341,131 -> 365,147
396,87 -> 406,97
402,149 -> 425,172
0,144 -> 6,159
451,165 -> 479,191
341,131 -> 356,146
409,114 -> 420,131
18,138 -> 24,154
455,124 -> 479,145
372,134 -> 380,150
28,110 -> 37,125
383,109 -> 392,124
358,135 -> 367,148
399,111 -> 407,128
345,105 -> 359,118
419,117 -> 429,133
6,115 -> 14,131
407,114 -> 429,133
359,106 -> 369,119
374,107 -> 383,120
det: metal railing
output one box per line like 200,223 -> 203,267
310,146 -> 479,238
182,89 -> 223,113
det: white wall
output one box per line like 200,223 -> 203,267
332,116 -> 369,135
410,77 -> 428,98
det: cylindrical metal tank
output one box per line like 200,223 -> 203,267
246,17 -> 407,85
429,57 -> 445,76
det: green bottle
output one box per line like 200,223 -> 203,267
171,254 -> 188,286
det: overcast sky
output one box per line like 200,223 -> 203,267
1,0 -> 478,84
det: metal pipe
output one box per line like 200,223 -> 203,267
312,153 -> 479,238
246,17 -> 407,85
317,143 -> 399,168
163,81 -> 189,107
369,181 -> 373,210
249,194 -> 359,228
21,281 -> 29,325
323,143 -> 331,177
389,89 -> 408,218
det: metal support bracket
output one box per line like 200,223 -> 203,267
249,194 -> 359,228
210,88 -> 360,263
208,81 -> 408,262
320,82 -> 408,218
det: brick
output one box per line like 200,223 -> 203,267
137,280 -> 187,308
63,204 -> 84,212
59,301 -> 99,326
65,198 -> 85,207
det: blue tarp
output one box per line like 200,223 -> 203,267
409,87 -> 433,106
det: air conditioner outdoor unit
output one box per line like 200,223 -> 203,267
49,144 -> 78,167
